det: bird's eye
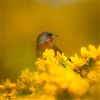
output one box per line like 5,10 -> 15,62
47,33 -> 53,37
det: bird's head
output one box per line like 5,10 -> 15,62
36,32 -> 58,45
36,32 -> 61,57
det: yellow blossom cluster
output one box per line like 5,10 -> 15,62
0,44 -> 100,100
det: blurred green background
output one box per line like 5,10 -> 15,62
0,0 -> 99,81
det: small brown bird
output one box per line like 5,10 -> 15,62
36,32 -> 62,57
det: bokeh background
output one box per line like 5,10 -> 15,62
0,0 -> 99,81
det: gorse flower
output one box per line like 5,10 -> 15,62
0,79 -> 16,100
0,44 -> 100,100
81,44 -> 100,60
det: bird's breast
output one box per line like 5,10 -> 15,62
37,42 -> 53,52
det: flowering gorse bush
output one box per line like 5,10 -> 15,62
0,45 -> 100,100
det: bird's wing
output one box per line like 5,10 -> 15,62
53,45 -> 62,54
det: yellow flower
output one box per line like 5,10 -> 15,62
56,52 -> 68,62
43,49 -> 55,60
97,46 -> 100,58
36,58 -> 47,71
17,69 -> 34,85
87,71 -> 98,82
68,75 -> 89,96
70,54 -> 86,69
36,94 -> 56,100
58,68 -> 77,89
81,45 -> 100,60
94,60 -> 100,72
88,44 -> 97,60
0,44 -> 100,100
4,79 -> 16,88
81,46 -> 90,58
0,79 -> 16,100
43,83 -> 57,95
0,85 -> 5,90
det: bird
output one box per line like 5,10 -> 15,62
36,32 -> 62,57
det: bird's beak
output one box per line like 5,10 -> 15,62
51,35 -> 58,39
